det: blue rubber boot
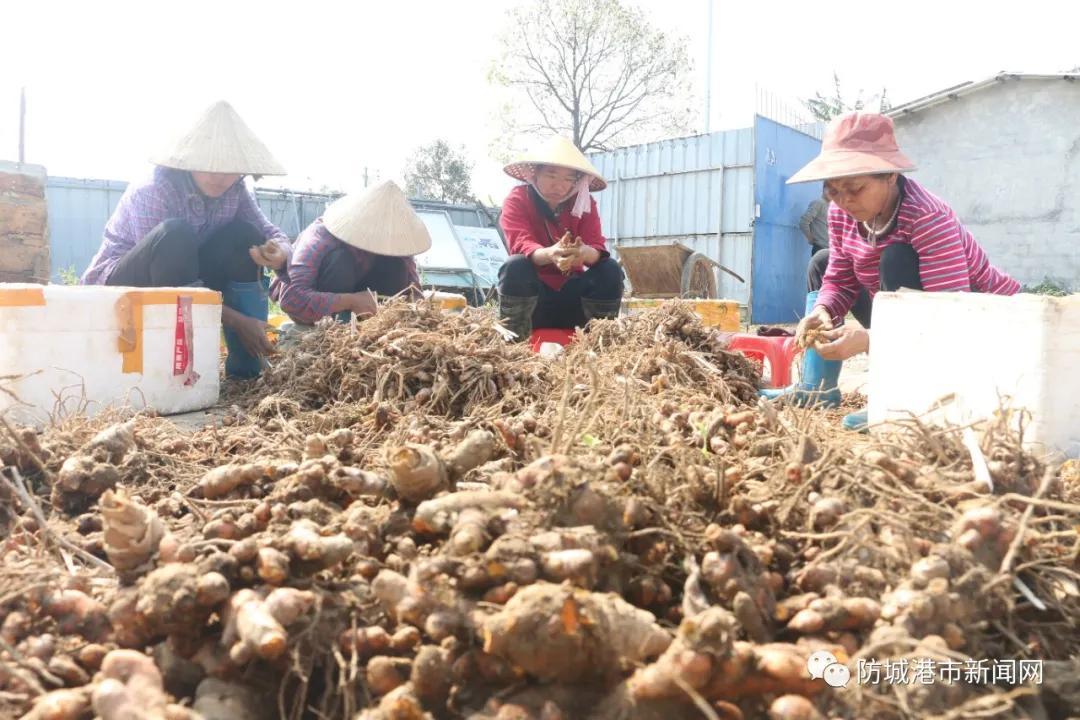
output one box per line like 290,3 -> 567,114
759,291 -> 842,408
842,408 -> 869,432
222,279 -> 269,379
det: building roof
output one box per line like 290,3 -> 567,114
887,72 -> 1080,117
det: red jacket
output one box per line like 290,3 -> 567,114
499,185 -> 609,291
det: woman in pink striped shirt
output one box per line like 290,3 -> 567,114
762,113 -> 1019,429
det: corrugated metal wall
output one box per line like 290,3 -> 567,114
45,177 -> 337,281
46,177 -> 128,281
246,189 -> 333,239
411,200 -> 499,231
45,178 -> 499,282
588,129 -> 756,305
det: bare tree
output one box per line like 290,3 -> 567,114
404,140 -> 474,204
490,0 -> 694,153
804,72 -> 890,122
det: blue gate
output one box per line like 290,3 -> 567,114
751,116 -> 822,324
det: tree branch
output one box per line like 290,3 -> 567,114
493,0 -> 692,149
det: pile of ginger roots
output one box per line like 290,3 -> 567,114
1,300 -> 1078,720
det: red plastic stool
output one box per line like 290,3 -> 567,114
728,333 -> 798,388
529,328 -> 576,353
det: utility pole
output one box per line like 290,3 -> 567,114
19,87 -> 27,163
363,167 -> 369,188
703,0 -> 713,133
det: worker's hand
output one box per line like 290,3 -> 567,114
345,290 -> 378,318
795,305 -> 833,347
815,326 -> 870,361
577,243 -> 601,266
249,240 -> 288,271
230,314 -> 276,358
553,238 -> 583,273
531,246 -> 557,267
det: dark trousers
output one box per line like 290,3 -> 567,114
807,244 -> 922,329
106,219 -> 263,291
315,245 -> 417,297
498,254 -> 624,329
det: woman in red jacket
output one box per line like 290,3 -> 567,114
498,136 -> 624,341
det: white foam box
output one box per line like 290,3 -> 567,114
867,291 -> 1080,459
0,283 -> 222,424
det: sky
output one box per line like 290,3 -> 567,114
1,0 -> 1077,202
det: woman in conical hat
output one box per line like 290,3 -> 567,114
497,136 -> 624,341
761,112 -> 1019,430
270,181 -> 431,325
82,100 -> 290,379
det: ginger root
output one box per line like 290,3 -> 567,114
221,587 -> 313,664
100,488 -> 165,576
951,505 -> 1014,569
196,463 -> 267,500
92,649 -> 188,720
769,694 -> 824,720
329,466 -> 388,498
483,583 -> 671,685
47,655 -> 90,686
786,596 -> 881,635
53,456 -> 121,514
540,548 -> 600,587
86,421 -> 137,463
282,520 -> 354,569
263,587 -> 317,626
372,569 -> 410,618
40,589 -> 110,642
192,678 -> 265,720
356,684 -> 431,720
412,491 -> 525,535
2,610 -> 31,645
51,422 -> 139,514
626,608 -> 825,703
222,589 -> 286,662
388,444 -> 448,503
20,687 -> 93,720
444,429 -> 497,482
257,547 -> 290,585
367,655 -> 411,696
133,565 -> 225,638
410,645 -> 452,707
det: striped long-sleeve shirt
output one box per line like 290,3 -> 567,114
816,177 -> 1019,324
269,218 -> 420,324
81,167 -> 290,285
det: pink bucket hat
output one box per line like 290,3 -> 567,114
788,113 -> 916,184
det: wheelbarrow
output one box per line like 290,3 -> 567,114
617,242 -> 746,331
616,242 -> 744,299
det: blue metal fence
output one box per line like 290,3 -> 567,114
588,119 -> 822,320
46,177 -> 128,281
588,129 -> 756,305
45,177 -> 499,282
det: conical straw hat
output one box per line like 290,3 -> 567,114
323,181 -> 432,256
149,101 -> 286,176
503,136 -> 606,191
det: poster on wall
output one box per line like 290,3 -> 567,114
414,211 -> 470,271
454,228 -> 507,288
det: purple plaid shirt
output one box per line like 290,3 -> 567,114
269,218 -> 420,324
81,166 -> 290,285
